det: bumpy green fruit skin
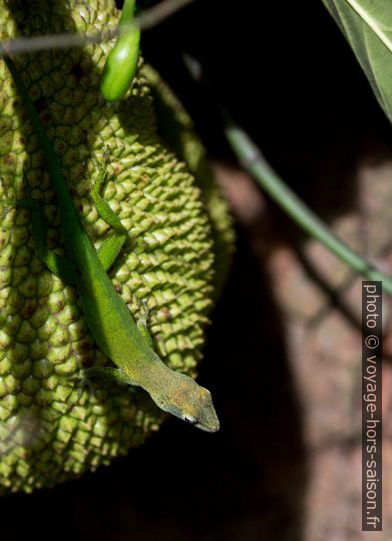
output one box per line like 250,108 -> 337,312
0,0 -> 234,494
143,65 -> 235,298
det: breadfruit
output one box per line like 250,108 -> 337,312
0,0 -> 234,494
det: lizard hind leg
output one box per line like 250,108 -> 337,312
1,173 -> 80,285
90,155 -> 129,272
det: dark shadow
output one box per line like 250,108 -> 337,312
142,0 -> 392,230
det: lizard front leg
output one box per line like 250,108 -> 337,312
78,366 -> 140,387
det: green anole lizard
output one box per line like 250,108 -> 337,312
2,49 -> 220,433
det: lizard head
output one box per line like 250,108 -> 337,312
151,372 -> 220,433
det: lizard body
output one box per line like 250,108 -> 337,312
2,49 -> 219,433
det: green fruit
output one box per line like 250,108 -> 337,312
0,0 -> 234,494
100,26 -> 140,102
100,0 -> 140,102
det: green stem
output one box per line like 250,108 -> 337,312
223,112 -> 392,295
120,0 -> 137,22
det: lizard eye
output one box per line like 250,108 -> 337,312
182,414 -> 197,424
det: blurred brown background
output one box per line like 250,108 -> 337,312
3,0 -> 392,539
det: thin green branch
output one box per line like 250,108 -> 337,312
223,112 -> 392,295
0,0 -> 195,56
